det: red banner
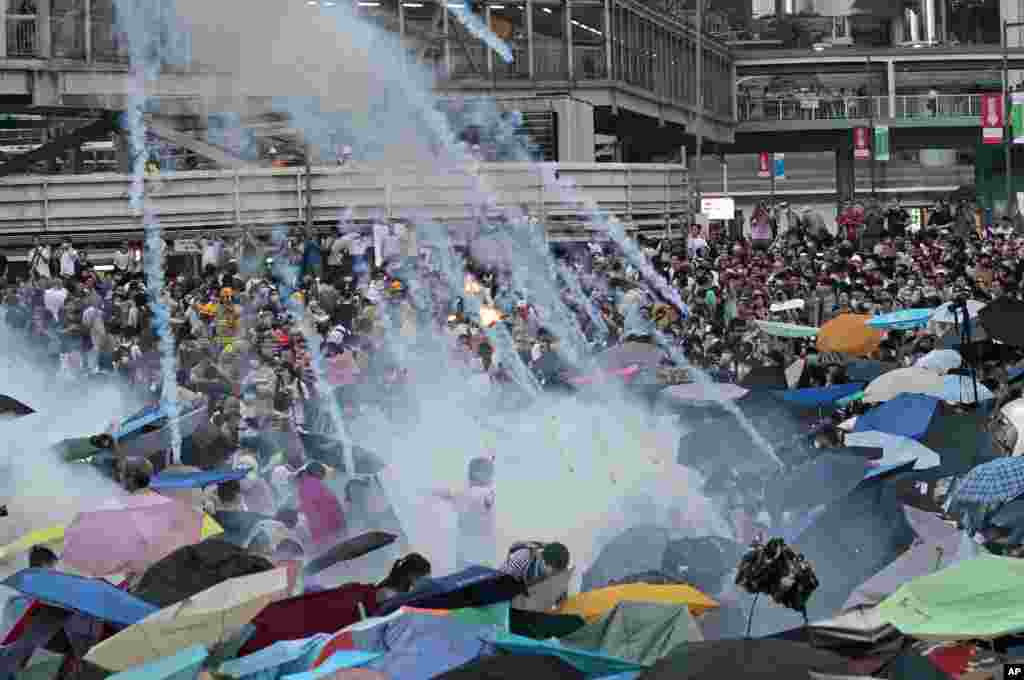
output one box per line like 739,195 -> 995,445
758,151 -> 770,178
982,93 -> 1004,144
853,127 -> 871,160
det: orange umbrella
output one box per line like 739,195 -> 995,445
816,314 -> 882,357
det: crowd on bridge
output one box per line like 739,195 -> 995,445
3,192 -> 1024,678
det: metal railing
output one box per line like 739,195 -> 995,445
738,93 -> 983,122
6,15 -> 38,58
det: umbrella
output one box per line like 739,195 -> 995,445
132,538 -> 276,608
845,360 -> 899,383
738,365 -> 788,391
772,383 -> 865,410
433,655 -> 584,680
103,645 -> 208,680
303,532 -> 398,576
851,394 -> 939,440
149,469 -> 250,491
62,493 -> 210,577
978,297 -> 1024,347
375,566 -> 526,616
817,315 -> 882,357
660,537 -> 745,596
85,568 -> 288,671
940,374 -> 994,404
3,569 -> 158,626
768,299 -> 804,314
907,404 -> 1000,482
931,300 -> 986,325
766,454 -> 870,513
0,526 -> 66,563
218,632 -> 337,680
845,432 -> 940,471
914,350 -> 963,375
556,584 -> 718,623
638,639 -> 849,680
753,321 -> 818,339
0,606 -> 72,680
212,511 -> 274,547
863,368 -> 945,404
844,531 -> 983,611
509,610 -> 585,640
939,323 -> 989,349
561,602 -> 702,666
595,342 -> 663,371
903,506 -> 958,544
581,527 -> 670,593
987,496 -> 1024,544
948,457 -> 1024,506
660,383 -> 748,404
957,339 -> 1019,364
0,395 -> 34,417
489,632 -> 644,677
867,308 -> 934,331
878,554 -> 1024,640
784,360 -> 805,389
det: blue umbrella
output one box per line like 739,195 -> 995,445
490,632 -> 644,677
862,459 -> 918,482
949,457 -> 1024,506
3,569 -> 158,626
150,469 -> 250,490
853,394 -> 940,441
867,308 -> 935,331
940,374 -> 995,404
772,383 -> 866,410
375,566 -> 525,616
107,645 -> 208,680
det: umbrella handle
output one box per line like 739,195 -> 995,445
745,593 -> 760,639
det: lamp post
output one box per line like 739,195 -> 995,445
1003,21 -> 1024,217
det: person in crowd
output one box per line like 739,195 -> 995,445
294,461 -> 346,549
375,553 -> 433,601
502,541 -> 570,585
434,456 -> 496,569
1,545 -> 58,634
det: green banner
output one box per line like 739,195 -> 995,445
1012,92 -> 1024,144
874,125 -> 890,162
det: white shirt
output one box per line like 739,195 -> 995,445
29,246 -> 50,279
201,238 -> 223,270
43,287 -> 67,321
113,250 -> 132,271
59,248 -> 79,277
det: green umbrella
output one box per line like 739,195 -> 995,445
878,554 -> 1024,640
754,321 -> 819,339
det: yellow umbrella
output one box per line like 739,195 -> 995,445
85,567 -> 289,671
816,314 -> 882,357
0,525 -> 66,563
556,584 -> 719,622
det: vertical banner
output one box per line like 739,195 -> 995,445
758,151 -> 771,178
982,93 -> 1004,145
774,153 -> 785,179
1012,92 -> 1024,144
853,127 -> 871,160
873,125 -> 890,162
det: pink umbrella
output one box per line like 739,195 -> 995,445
569,365 -> 641,386
661,383 -> 749,403
62,492 -> 206,577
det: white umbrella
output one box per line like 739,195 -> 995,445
85,568 -> 289,671
863,368 -> 946,404
785,359 -> 806,389
914,350 -> 962,375
844,431 -> 940,471
661,383 -> 749,404
931,300 -> 985,324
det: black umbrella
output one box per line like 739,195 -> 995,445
0,395 -> 34,417
660,536 -> 745,595
978,296 -> 1024,347
581,526 -> 670,592
740,365 -> 788,391
436,654 -> 584,680
955,339 -> 1021,365
303,531 -> 398,576
639,639 -> 849,680
765,454 -> 870,514
913,402 -> 1000,481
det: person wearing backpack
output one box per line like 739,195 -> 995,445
502,540 -> 570,586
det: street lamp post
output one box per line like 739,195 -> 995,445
1003,21 -> 1024,217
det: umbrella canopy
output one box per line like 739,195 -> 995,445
3,569 -> 158,626
867,308 -> 934,331
844,360 -> 899,383
784,360 -> 805,389
817,315 -> 882,357
738,365 -> 788,391
660,537 -> 745,596
844,531 -> 983,611
852,394 -> 940,440
660,383 -> 748,404
940,374 -> 994,404
132,538 -> 276,608
561,601 -> 702,666
595,342 -> 663,371
766,454 -> 870,513
149,469 -> 249,491
949,457 -> 1024,506
753,321 -> 818,339
556,584 -> 718,623
0,395 -> 34,417
433,655 -> 584,680
863,368 -> 946,404
0,526 -> 67,563
931,300 -> 985,325
103,644 -> 208,680
212,511 -> 274,547
303,532 -> 398,576
914,350 -> 963,375
878,554 -> 1024,640
638,639 -> 849,680
375,566 -> 525,616
85,568 -> 288,671
489,632 -> 644,677
581,527 -> 670,593
844,432 -> 941,471
63,493 -> 209,577
988,496 -> 1024,544
772,383 -> 865,410
978,296 -> 1024,347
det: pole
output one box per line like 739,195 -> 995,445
770,152 -> 776,212
694,0 -> 703,212
722,154 -> 728,194
1005,20 -> 1012,217
868,56 -> 877,196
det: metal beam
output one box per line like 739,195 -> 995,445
0,114 -> 117,178
143,117 -> 258,170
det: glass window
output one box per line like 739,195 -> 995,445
532,0 -> 565,79
571,2 -> 604,79
51,0 -> 85,59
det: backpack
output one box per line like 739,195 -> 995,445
506,541 -> 546,583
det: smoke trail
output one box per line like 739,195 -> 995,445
116,0 -> 191,462
446,1 -> 513,63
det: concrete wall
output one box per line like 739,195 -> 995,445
553,98 -> 595,163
